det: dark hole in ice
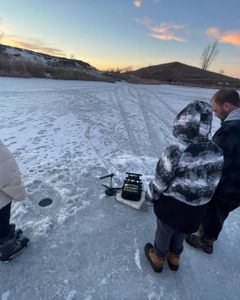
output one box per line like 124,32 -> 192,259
39,198 -> 53,207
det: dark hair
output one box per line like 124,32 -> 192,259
213,88 -> 240,106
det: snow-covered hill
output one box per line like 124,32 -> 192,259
0,77 -> 239,300
0,44 -> 94,69
0,44 -> 116,82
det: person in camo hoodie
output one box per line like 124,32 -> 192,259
144,101 -> 223,273
0,140 -> 29,262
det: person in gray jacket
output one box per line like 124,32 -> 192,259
186,88 -> 240,254
0,140 -> 29,262
145,101 -> 223,273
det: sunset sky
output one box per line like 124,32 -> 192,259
0,0 -> 240,78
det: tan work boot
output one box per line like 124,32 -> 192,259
166,251 -> 180,271
144,243 -> 164,273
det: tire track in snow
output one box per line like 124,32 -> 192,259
68,89 -> 118,172
112,86 -> 143,156
136,87 -> 179,144
128,86 -> 174,154
128,86 -> 165,156
140,87 -> 178,116
84,123 -> 116,171
128,86 -> 174,129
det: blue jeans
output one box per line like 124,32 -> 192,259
154,218 -> 184,258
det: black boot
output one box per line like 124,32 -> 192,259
185,234 -> 214,254
0,224 -> 23,246
0,235 -> 30,262
8,224 -> 23,240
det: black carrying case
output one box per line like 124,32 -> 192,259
121,172 -> 142,201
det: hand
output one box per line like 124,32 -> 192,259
145,192 -> 154,203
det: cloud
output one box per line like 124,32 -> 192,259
9,37 -> 65,56
152,22 -> 186,33
134,0 -> 142,8
136,18 -> 186,42
134,0 -> 160,6
206,27 -> 221,39
0,18 -> 65,56
1,34 -> 65,57
206,27 -> 240,46
150,23 -> 186,42
134,16 -> 151,27
220,32 -> 240,46
150,32 -> 185,42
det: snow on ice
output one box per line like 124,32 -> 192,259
0,77 -> 239,299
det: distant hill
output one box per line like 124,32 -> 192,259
0,44 -> 116,82
126,61 -> 240,88
1,45 -> 240,88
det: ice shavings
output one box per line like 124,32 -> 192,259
134,248 -> 142,271
2,291 -> 11,300
66,290 -> 77,300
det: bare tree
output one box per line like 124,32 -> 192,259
200,41 -> 219,70
0,18 -> 4,42
122,65 -> 133,72
0,32 -> 4,42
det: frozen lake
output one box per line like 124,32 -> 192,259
0,77 -> 239,300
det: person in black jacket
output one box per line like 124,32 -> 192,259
144,101 -> 223,273
186,88 -> 240,254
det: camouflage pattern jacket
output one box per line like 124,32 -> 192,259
147,101 -> 223,233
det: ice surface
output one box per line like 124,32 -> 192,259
0,77 -> 239,299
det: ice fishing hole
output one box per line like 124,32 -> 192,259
39,198 -> 53,207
